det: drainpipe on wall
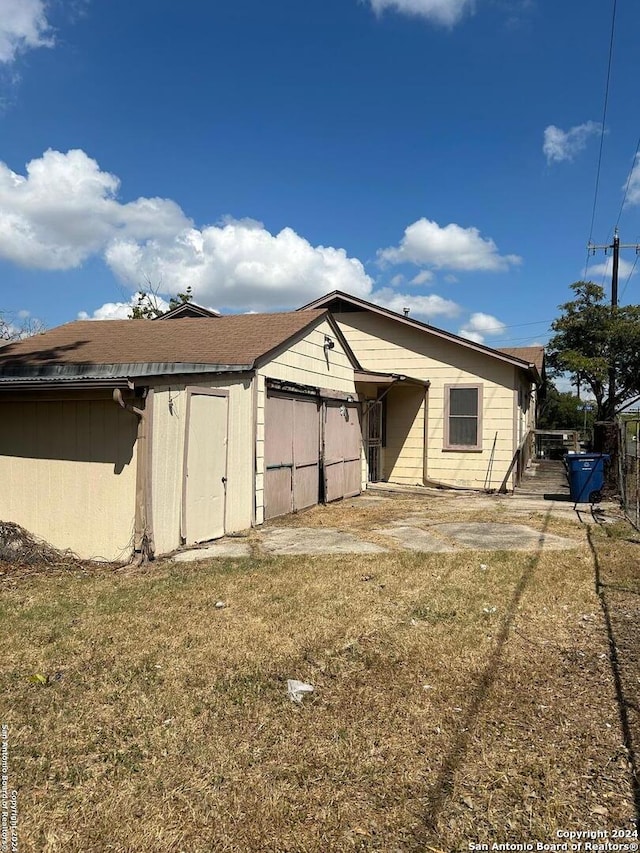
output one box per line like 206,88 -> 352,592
113,387 -> 153,564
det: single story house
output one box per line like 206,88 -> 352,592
299,291 -> 543,493
0,309 -> 377,561
0,293 -> 543,562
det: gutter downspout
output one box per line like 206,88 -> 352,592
113,387 -> 152,564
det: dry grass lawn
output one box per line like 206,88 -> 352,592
1,494 -> 639,852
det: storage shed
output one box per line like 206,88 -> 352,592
0,309 -> 365,561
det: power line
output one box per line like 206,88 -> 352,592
492,317 -> 553,330
495,332 -> 552,345
620,252 -> 639,300
585,0 -> 618,276
616,134 -> 640,228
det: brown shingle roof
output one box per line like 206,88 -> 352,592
498,346 -> 545,374
0,310 -> 326,373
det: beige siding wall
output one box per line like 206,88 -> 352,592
260,318 -> 357,390
383,384 -> 426,483
255,317 -> 360,524
151,375 -> 254,556
0,397 -> 138,561
516,376 -> 536,478
255,374 -> 266,524
333,311 -> 531,489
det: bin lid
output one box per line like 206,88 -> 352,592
566,452 -> 610,461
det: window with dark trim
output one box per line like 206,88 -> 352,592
444,384 -> 483,451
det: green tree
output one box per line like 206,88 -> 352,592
168,286 -> 193,311
128,284 -> 193,319
547,281 -> 640,421
538,385 -> 595,432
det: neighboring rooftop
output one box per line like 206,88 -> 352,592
498,346 -> 545,375
155,302 -> 220,320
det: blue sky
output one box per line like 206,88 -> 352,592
1,0 -> 639,348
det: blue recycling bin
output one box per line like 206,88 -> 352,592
565,453 -> 610,503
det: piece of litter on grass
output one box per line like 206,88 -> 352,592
287,679 -> 314,703
480,564 -> 488,571
423,684 -> 434,691
482,606 -> 497,614
215,601 -> 226,609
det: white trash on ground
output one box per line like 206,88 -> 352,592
287,679 -> 314,703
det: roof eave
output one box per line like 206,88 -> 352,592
0,362 -> 255,384
354,369 -> 429,387
300,290 -> 541,380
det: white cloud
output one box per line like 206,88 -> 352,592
0,149 -> 189,269
623,154 -> 640,206
0,149 -> 374,310
458,312 -> 506,344
585,257 -> 638,281
458,329 -> 483,343
0,0 -> 53,64
410,270 -> 434,285
378,217 -> 521,272
371,286 -> 460,319
77,293 -> 171,321
368,0 -> 474,27
106,221 -> 373,311
543,121 -> 601,164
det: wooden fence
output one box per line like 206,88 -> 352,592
618,417 -> 640,530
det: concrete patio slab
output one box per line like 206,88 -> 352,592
431,522 -> 578,551
172,541 -> 251,561
374,525 -> 457,552
260,527 -> 387,555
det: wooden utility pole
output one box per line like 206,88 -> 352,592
588,228 -> 640,416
